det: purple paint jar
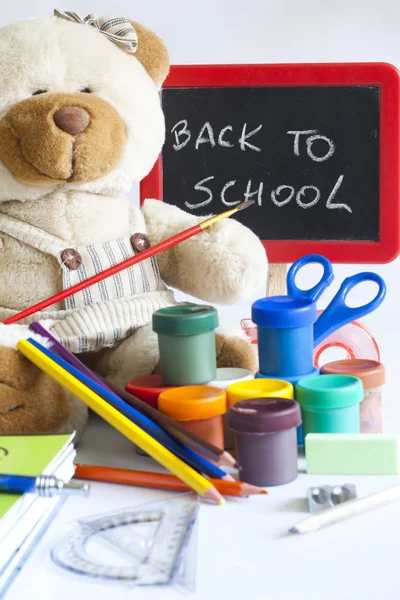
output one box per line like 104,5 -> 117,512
228,398 -> 302,487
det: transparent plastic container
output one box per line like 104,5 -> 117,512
320,359 -> 385,433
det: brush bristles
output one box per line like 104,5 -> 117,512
235,199 -> 256,212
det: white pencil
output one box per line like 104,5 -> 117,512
289,483 -> 400,534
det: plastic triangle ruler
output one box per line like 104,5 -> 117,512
51,492 -> 199,592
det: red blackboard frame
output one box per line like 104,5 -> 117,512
140,63 -> 400,264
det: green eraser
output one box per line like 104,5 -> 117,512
305,434 -> 400,475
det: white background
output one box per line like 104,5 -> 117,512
2,2 -> 400,599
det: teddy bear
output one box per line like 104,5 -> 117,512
0,11 -> 268,438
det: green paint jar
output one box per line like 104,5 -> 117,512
152,304 -> 219,386
295,374 -> 363,436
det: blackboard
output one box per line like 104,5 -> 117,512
141,64 -> 400,263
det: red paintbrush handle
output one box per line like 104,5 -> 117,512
5,224 -> 202,324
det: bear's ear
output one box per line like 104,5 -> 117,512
131,21 -> 169,87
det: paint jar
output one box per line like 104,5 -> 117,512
295,374 -> 363,437
125,374 -> 173,410
228,398 -> 302,486
225,379 -> 294,450
208,368 -> 254,390
152,304 -> 218,386
124,374 -> 176,457
252,296 -> 317,378
158,385 -> 227,449
320,359 -> 385,433
255,369 -> 319,446
210,368 -> 254,449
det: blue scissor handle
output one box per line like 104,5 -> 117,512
313,272 -> 386,347
287,254 -> 335,302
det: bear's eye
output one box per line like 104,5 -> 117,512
32,89 -> 47,96
80,87 -> 91,94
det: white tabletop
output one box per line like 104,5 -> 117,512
4,410 -> 400,600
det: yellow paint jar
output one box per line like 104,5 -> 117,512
224,379 -> 294,450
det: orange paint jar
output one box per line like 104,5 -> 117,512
158,386 -> 227,449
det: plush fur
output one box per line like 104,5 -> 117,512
0,325 -> 72,435
0,92 -> 126,184
131,21 -> 170,87
0,14 -> 267,437
0,16 -> 165,201
142,200 -> 267,303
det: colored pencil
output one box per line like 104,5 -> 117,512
104,378 -> 238,469
30,322 -> 238,469
30,322 -> 114,392
17,339 -> 225,504
28,338 -> 231,481
74,464 -> 268,498
5,200 -> 255,325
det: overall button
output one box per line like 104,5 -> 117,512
130,233 -> 151,253
61,248 -> 83,270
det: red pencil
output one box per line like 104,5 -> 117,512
74,463 -> 267,497
5,200 -> 254,325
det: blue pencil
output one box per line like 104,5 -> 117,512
30,322 -> 233,468
27,339 -> 229,480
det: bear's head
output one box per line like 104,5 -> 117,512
0,12 -> 168,202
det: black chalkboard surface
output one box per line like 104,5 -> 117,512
162,85 -> 379,242
141,64 -> 400,263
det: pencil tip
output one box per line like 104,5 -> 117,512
240,483 -> 268,496
204,486 -> 226,505
220,451 -> 238,469
289,527 -> 299,534
236,199 -> 255,212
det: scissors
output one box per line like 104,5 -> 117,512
286,254 -> 386,347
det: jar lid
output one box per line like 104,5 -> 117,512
252,296 -> 317,329
320,359 -> 385,389
227,378 -> 293,407
125,374 -> 173,409
208,368 -> 254,390
228,397 -> 301,434
296,374 -> 364,409
158,385 -> 226,421
152,304 -> 219,335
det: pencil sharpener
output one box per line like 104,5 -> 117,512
307,484 -> 357,513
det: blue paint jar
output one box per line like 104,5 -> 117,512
252,296 -> 317,378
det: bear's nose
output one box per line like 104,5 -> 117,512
53,107 -> 90,136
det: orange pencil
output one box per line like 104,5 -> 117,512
74,464 -> 267,498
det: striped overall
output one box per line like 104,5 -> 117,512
0,212 -> 175,353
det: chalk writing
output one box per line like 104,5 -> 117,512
171,122 -> 349,213
287,130 -> 335,162
185,175 -> 349,213
162,84 -> 380,243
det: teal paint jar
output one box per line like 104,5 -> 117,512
295,374 -> 363,436
152,304 -> 219,386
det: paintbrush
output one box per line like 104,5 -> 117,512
6,200 -> 255,324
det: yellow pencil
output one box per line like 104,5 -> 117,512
17,339 -> 224,505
